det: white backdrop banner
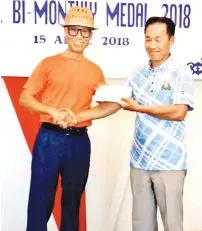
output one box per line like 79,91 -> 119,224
1,0 -> 202,79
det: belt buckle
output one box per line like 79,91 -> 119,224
64,127 -> 72,136
66,127 -> 74,131
64,127 -> 78,136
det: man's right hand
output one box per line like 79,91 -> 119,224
48,108 -> 74,125
58,108 -> 77,128
48,108 -> 77,128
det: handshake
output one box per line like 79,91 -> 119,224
50,108 -> 79,128
49,97 -> 139,128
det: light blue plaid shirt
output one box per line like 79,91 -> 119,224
124,56 -> 194,170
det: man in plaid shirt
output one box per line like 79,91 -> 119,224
61,16 -> 194,231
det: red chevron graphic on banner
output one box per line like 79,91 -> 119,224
3,76 -> 86,231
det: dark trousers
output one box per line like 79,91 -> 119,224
26,126 -> 91,231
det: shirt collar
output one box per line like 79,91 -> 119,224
148,54 -> 173,73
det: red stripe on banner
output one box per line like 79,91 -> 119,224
3,76 -> 86,231
3,77 -> 40,150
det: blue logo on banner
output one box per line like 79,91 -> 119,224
187,58 -> 202,75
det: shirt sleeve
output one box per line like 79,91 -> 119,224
23,59 -> 48,96
92,68 -> 107,96
99,69 -> 106,85
122,76 -> 132,88
172,66 -> 194,111
122,68 -> 139,99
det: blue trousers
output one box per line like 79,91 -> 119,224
26,126 -> 91,231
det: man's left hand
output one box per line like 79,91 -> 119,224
120,98 -> 140,112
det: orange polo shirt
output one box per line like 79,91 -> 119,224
23,53 -> 105,127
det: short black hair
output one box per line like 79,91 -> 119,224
144,17 -> 175,37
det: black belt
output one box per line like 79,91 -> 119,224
41,122 -> 88,136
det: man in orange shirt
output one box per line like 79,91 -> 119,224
19,6 -> 119,231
